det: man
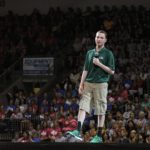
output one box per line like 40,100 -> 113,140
67,30 -> 115,143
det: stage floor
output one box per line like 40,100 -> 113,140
0,142 -> 150,150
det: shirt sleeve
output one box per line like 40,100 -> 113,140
107,51 -> 115,71
83,51 -> 89,71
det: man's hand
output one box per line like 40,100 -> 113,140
93,58 -> 100,66
78,83 -> 84,95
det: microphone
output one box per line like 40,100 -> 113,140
94,51 -> 99,58
94,51 -> 99,68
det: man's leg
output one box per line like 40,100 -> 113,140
77,109 -> 86,132
90,83 -> 108,143
97,115 -> 105,136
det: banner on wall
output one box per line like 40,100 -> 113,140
23,57 -> 54,76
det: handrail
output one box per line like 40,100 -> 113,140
0,57 -> 23,95
0,57 -> 22,79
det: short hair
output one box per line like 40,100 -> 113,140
96,30 -> 107,39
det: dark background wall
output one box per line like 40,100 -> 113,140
0,0 -> 150,15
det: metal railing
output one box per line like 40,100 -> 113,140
0,57 -> 23,95
0,117 -> 42,141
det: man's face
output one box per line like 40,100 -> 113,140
95,32 -> 107,47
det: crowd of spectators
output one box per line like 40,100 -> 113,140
0,5 -> 150,144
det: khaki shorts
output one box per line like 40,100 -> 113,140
79,82 -> 108,115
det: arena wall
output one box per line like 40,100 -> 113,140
0,0 -> 150,15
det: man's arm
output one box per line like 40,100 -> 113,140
93,58 -> 115,75
79,70 -> 88,94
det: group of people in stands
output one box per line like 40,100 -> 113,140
0,5 -> 150,143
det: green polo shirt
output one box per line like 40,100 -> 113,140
84,47 -> 115,83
